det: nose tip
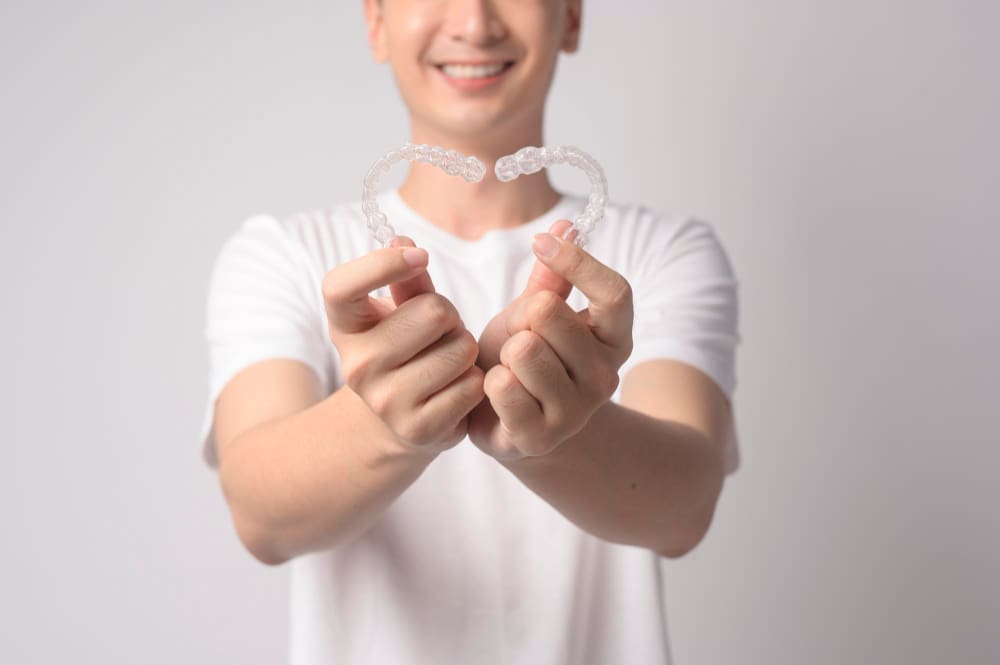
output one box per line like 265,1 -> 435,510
445,0 -> 507,44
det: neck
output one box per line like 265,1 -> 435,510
397,119 -> 562,242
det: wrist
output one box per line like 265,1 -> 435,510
379,434 -> 444,465
498,403 -> 611,473
498,434 -> 572,473
333,385 -> 441,470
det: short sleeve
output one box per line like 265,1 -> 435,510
198,214 -> 331,469
619,216 -> 742,475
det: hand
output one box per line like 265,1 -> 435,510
323,236 -> 485,457
468,220 -> 634,462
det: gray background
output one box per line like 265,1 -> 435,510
2,1 -> 998,663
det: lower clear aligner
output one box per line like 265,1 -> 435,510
362,143 -> 607,249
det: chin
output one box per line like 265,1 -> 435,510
415,105 -> 504,139
441,115 -> 505,138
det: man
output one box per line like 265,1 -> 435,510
200,1 -> 741,662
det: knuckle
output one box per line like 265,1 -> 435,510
321,269 -> 346,304
456,329 -> 479,366
366,385 -> 395,418
512,332 -> 542,362
454,371 -> 484,410
541,404 -> 565,432
468,364 -> 486,393
620,338 -> 634,364
529,290 -> 563,325
484,366 -> 513,396
498,375 -> 524,405
593,365 -> 620,401
341,351 -> 374,389
435,335 -> 468,369
546,414 -> 572,441
414,360 -> 438,388
423,294 -> 457,330
384,304 -> 420,341
482,367 -> 501,395
605,367 -> 621,397
395,417 -> 428,446
609,276 -> 633,307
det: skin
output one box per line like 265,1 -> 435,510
212,0 -> 733,565
368,0 -> 578,238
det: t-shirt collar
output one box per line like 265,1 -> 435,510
379,187 -> 581,260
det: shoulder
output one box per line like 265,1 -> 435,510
216,202 -> 377,275
587,198 -> 732,281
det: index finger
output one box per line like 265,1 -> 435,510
388,235 -> 436,305
323,245 -> 430,334
530,230 -> 634,346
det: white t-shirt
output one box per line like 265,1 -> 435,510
199,188 -> 741,664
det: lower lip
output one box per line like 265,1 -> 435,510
435,64 -> 512,91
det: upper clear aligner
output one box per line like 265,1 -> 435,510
494,145 -> 607,248
362,143 -> 606,249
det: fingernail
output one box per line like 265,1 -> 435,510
402,247 -> 428,267
532,233 -> 559,258
550,219 -> 573,238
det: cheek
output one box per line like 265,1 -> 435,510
383,10 -> 437,80
508,20 -> 563,88
399,7 -> 435,44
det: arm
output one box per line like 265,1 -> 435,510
497,358 -> 731,558
214,359 -> 440,566
211,238 -> 484,566
470,221 -> 736,558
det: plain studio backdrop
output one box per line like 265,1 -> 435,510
2,1 -> 997,663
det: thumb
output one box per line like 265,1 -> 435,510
388,235 -> 436,305
521,219 -> 574,300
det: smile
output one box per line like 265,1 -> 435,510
433,61 -> 515,90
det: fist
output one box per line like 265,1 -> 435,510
323,236 -> 485,456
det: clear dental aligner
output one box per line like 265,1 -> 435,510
362,143 -> 487,247
494,145 -> 607,249
362,143 -> 607,249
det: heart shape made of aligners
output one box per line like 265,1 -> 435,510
360,144 -> 608,250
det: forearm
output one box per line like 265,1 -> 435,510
499,400 -> 725,557
219,385 -> 438,565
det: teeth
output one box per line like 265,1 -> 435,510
440,63 -> 506,79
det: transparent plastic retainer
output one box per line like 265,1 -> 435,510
361,143 -> 608,250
